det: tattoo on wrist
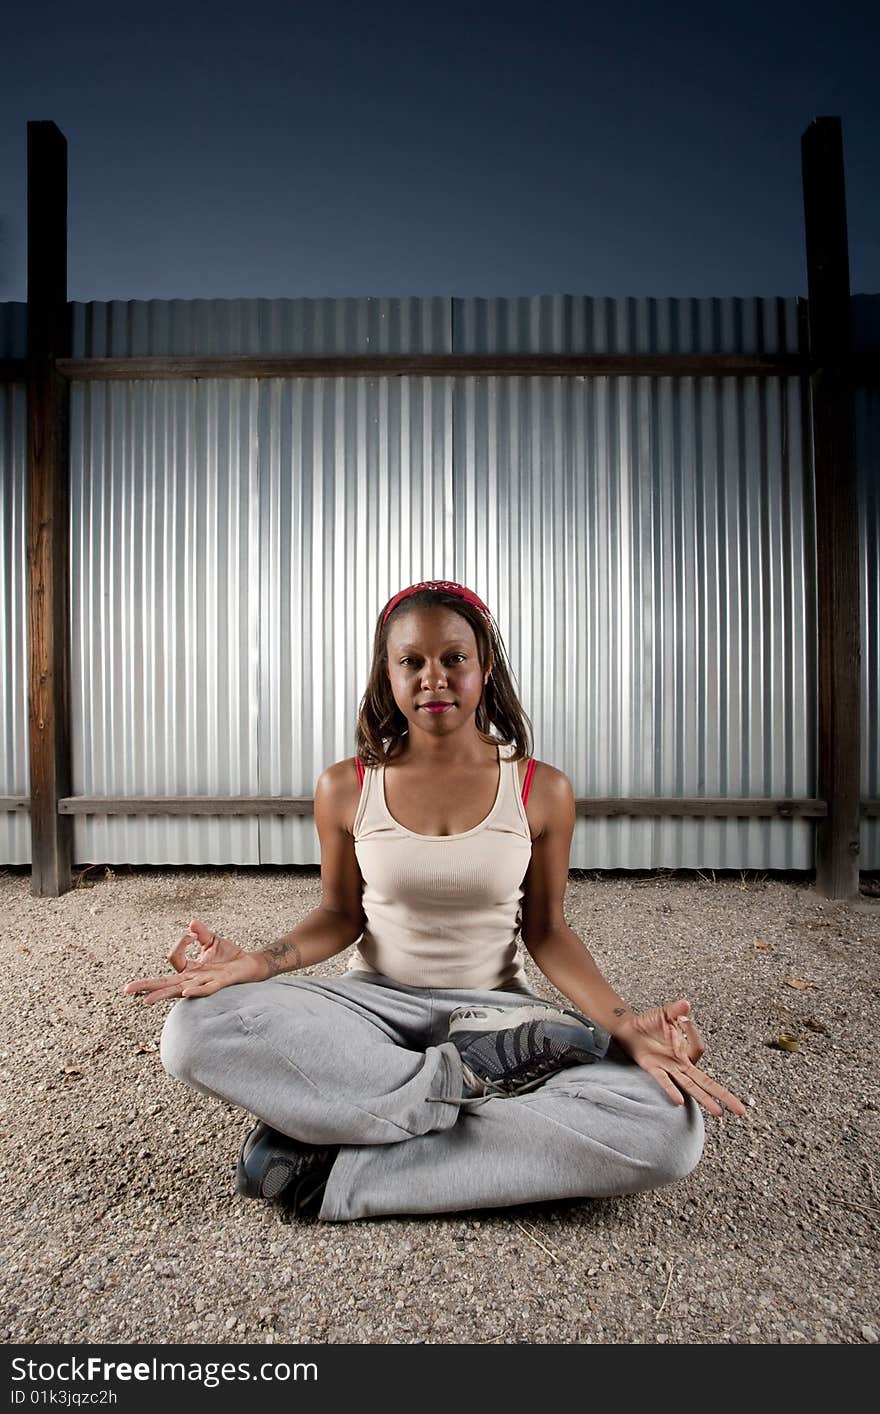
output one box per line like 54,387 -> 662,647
613,1006 -> 634,1019
261,939 -> 303,976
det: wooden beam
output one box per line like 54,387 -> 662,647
571,798 -> 827,819
58,796 -> 316,817
55,352 -> 808,381
26,120 -> 73,898
8,351 -> 867,387
55,794 -> 828,819
802,117 -> 862,900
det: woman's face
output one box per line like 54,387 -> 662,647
385,606 -> 491,737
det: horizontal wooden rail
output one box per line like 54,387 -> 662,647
3,352 -> 877,385
57,795 -> 315,816
577,797 -> 831,819
54,352 -> 810,380
27,793 -> 843,817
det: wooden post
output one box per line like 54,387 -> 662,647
801,117 -> 861,900
26,120 -> 73,896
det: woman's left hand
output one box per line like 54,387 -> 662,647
613,1000 -> 747,1118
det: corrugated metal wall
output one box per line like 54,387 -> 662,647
453,371 -> 815,869
1,295 -> 878,870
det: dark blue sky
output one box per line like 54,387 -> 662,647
1,0 -> 877,302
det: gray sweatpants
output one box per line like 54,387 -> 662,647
159,969 -> 704,1222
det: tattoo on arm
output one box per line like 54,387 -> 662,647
260,939 -> 303,976
613,1006 -> 633,1018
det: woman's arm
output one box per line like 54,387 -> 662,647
520,766 -> 636,1035
523,925 -> 637,1038
125,762 -> 366,1003
520,766 -> 744,1117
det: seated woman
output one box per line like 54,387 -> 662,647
125,579 -> 744,1222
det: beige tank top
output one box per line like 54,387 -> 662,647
348,739 -> 533,990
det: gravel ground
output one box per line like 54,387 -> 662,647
2,864 -> 879,1346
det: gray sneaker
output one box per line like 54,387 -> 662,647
446,1003 -> 610,1100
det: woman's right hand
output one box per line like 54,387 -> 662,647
123,918 -> 268,1005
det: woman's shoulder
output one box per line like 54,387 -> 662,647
524,761 -> 574,837
318,757 -> 362,788
528,760 -> 571,791
315,758 -> 363,835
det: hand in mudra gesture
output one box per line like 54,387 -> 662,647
123,918 -> 266,1006
614,1000 -> 746,1118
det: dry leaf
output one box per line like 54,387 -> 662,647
136,1043 -> 159,1055
784,978 -> 816,990
753,939 -> 772,950
767,1034 -> 799,1052
16,946 -> 30,954
63,1065 -> 83,1076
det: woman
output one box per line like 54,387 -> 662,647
125,580 -> 744,1222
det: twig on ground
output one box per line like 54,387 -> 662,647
511,1218 -> 559,1264
827,1197 -> 880,1220
864,1164 -> 878,1202
655,1261 -> 675,1320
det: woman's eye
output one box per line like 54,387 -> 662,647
400,655 -> 465,666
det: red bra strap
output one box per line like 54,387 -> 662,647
355,756 -> 365,790
523,757 -> 537,803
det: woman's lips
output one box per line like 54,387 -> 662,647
420,704 -> 454,713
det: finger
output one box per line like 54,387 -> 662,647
669,1067 -> 725,1117
663,999 -> 692,1024
167,935 -> 196,972
674,1017 -> 704,1063
180,974 -> 214,995
126,966 -> 204,998
668,1021 -> 690,1062
684,1023 -> 706,1063
140,987 -> 183,1005
667,1004 -> 704,1063
660,1012 -> 690,1063
680,1062 -> 746,1117
124,975 -> 177,994
140,971 -> 217,1005
643,1066 -> 687,1107
132,980 -> 190,1005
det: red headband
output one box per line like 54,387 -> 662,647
382,580 -> 493,628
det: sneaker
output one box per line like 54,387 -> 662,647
236,1121 -> 337,1214
446,1003 -> 610,1100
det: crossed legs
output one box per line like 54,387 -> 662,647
159,970 -> 705,1222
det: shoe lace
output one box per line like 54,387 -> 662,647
430,1030 -> 580,1106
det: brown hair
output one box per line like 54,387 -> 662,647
354,587 -> 534,767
